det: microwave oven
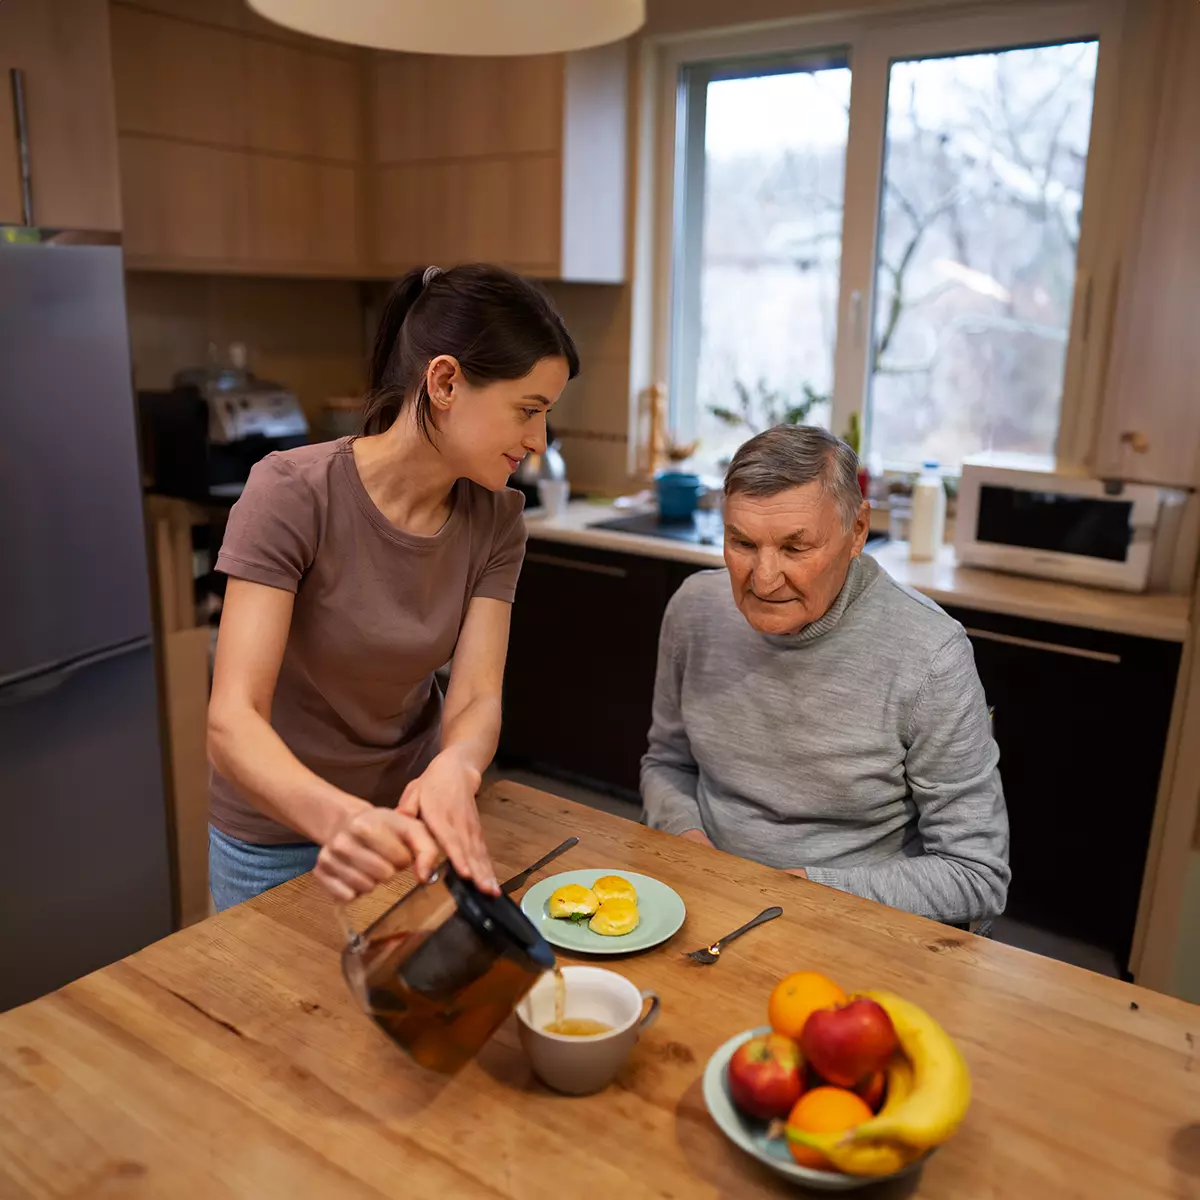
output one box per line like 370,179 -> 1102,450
955,453 -> 1186,593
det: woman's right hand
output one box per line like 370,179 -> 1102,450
315,803 -> 441,902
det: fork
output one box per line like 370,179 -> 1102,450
684,906 -> 783,963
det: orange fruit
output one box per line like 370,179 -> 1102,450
767,971 -> 848,1040
786,1086 -> 873,1169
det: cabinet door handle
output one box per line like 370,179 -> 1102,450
9,69 -> 33,226
525,551 -> 628,578
963,626 -> 1121,665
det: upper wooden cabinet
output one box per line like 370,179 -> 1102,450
109,1 -> 364,275
107,1 -> 628,282
1094,0 -> 1200,488
0,0 -> 122,231
369,44 -> 628,282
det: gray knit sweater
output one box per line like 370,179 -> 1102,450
641,555 -> 1010,923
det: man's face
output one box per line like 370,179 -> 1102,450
724,483 -> 870,636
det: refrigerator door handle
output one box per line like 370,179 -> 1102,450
0,636 -> 153,706
9,69 -> 34,226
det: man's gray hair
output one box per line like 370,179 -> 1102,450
724,425 -> 862,531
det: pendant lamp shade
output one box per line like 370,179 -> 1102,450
245,0 -> 646,56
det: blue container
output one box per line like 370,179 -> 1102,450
656,471 -> 705,521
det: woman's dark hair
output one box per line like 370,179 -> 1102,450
363,263 -> 580,438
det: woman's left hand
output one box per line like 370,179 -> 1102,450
398,748 -> 500,894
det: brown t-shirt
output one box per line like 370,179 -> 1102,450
211,437 -> 526,844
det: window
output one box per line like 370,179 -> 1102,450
659,7 -> 1112,475
671,55 -> 851,472
868,43 -> 1099,469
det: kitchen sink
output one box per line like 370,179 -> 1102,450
589,510 -> 724,546
589,510 -> 888,553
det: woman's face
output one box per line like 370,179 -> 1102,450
427,355 -> 571,491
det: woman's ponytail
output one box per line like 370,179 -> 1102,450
362,266 -> 426,435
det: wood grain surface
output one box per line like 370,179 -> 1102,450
2,781 -> 1198,1199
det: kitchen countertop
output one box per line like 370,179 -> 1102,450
525,503 -> 1193,642
3,780 -> 1197,1198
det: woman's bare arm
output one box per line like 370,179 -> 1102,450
397,596 -> 513,892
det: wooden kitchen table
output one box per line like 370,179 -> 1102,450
2,782 -> 1198,1199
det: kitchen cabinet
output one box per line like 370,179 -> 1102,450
1093,0 -> 1200,487
119,138 -> 251,265
944,605 -> 1181,973
375,157 -> 559,275
109,1 -> 364,275
243,38 -> 360,163
0,0 -> 122,231
500,541 -> 703,793
370,42 -> 628,281
247,157 -> 359,271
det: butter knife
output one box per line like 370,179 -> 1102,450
500,837 -> 579,895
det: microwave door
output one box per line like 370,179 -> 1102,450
975,487 -> 1134,563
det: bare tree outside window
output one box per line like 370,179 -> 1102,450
868,42 -> 1099,470
691,64 -> 851,471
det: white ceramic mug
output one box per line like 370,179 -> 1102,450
536,478 -> 570,518
516,966 -> 660,1095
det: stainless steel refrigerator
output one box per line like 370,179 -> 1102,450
0,230 -> 173,1010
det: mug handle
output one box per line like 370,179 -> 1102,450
638,990 -> 661,1032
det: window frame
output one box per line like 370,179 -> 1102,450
644,0 -> 1126,474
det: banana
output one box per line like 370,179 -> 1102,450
786,1128 -> 917,1176
846,990 -> 971,1150
784,1052 -> 921,1177
881,1050 -> 914,1110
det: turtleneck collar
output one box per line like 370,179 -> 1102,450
761,553 -> 878,649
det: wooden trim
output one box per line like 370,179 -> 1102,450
162,626 -> 212,929
114,129 -> 358,169
124,254 -> 371,279
110,0 -> 358,60
122,255 -> 561,281
373,148 -> 571,170
1129,614 -> 1200,990
961,626 -> 1122,665
524,552 -> 629,577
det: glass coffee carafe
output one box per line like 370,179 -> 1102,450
341,864 -> 556,1074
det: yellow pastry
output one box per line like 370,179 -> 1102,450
589,897 -> 640,936
547,883 -> 600,922
592,874 -> 638,904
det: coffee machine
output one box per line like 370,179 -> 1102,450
137,349 -> 308,502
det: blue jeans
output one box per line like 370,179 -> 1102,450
209,825 -> 320,912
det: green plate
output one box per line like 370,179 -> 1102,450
702,1027 -> 930,1192
520,869 -> 686,954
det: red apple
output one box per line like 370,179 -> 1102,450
855,1068 -> 886,1112
800,997 -> 898,1088
727,1033 -> 804,1120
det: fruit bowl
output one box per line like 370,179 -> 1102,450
702,1027 -> 932,1192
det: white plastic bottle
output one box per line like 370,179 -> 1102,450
909,461 -> 946,562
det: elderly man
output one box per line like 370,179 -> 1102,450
641,425 -> 1009,925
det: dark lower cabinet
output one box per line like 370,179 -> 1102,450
501,541 -> 707,793
943,606 -> 1181,973
501,542 -> 1181,975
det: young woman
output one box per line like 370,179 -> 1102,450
206,264 -> 579,909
